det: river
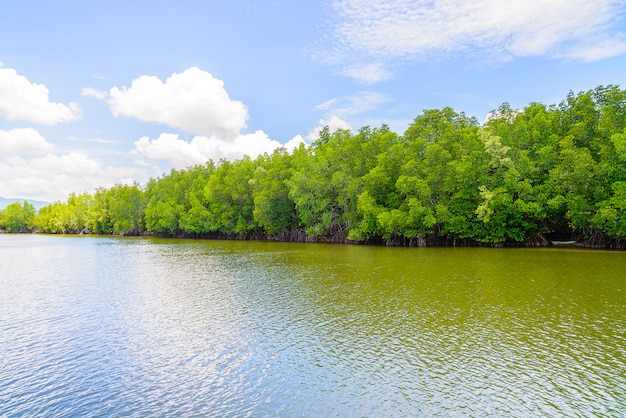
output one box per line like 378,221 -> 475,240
1,234 -> 624,416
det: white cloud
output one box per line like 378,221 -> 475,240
81,87 -> 108,100
0,151 -> 146,202
132,130 -> 305,169
558,34 -> 626,61
284,135 -> 307,150
0,64 -> 81,124
322,0 -> 626,82
133,133 -> 209,168
108,67 -> 248,140
0,128 -> 55,155
29,152 -> 101,175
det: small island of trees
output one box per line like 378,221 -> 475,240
2,85 -> 626,248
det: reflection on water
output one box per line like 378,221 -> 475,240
1,235 -> 625,416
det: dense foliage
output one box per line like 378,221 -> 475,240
0,201 -> 36,232
3,86 -> 626,247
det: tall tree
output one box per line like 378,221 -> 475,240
251,148 -> 297,238
0,201 -> 36,232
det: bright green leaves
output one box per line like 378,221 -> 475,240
144,168 -> 197,234
106,183 -> 145,235
481,131 -> 512,171
202,158 -> 257,235
611,129 -> 626,161
592,181 -> 626,238
252,150 -> 295,237
0,201 -> 36,232
405,198 -> 436,238
31,193 -> 95,234
23,85 -> 626,246
289,126 -> 396,240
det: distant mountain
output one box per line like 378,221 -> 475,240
0,197 -> 50,210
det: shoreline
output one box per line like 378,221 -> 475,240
8,230 -> 626,250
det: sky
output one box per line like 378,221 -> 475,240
1,0 -> 626,202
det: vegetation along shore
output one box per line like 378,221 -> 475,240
2,86 -> 626,248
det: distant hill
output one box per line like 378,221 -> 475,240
0,197 -> 50,210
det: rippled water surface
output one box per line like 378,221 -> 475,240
1,235 -> 625,416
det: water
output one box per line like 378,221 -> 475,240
1,234 -> 625,416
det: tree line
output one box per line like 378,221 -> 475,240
2,85 -> 626,247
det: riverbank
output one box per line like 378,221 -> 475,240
15,229 -> 626,249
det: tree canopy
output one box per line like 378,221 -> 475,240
4,86 -> 626,248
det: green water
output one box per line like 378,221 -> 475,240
1,235 -> 625,415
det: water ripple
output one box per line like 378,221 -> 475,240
1,236 -> 625,416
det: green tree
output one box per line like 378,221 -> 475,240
0,201 -> 37,232
33,202 -> 65,233
202,158 -> 257,235
405,108 -> 484,242
178,162 -> 216,235
106,183 -> 146,235
16,85 -> 626,247
251,148 -> 296,237
288,126 -> 396,240
144,167 -> 199,234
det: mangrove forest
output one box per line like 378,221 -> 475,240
2,85 -> 626,248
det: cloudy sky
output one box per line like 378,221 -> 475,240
1,0 -> 626,202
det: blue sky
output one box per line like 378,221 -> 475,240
1,0 -> 626,202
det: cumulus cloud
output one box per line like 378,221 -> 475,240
0,128 -> 55,155
108,67 -> 248,140
133,131 -> 306,168
284,135 -> 307,150
0,151 -> 146,202
0,64 -> 81,124
320,0 -> 626,83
